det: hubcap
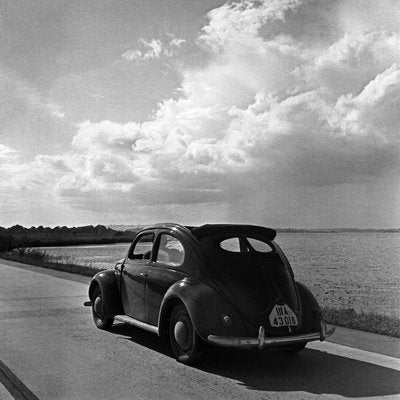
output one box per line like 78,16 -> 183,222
174,320 -> 190,350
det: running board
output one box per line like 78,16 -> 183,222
114,315 -> 159,335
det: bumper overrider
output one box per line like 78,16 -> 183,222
207,320 -> 336,349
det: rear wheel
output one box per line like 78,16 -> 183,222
92,286 -> 113,329
169,304 -> 203,365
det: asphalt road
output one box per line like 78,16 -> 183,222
1,259 -> 399,400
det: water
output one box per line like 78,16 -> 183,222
276,233 -> 400,317
40,233 -> 400,317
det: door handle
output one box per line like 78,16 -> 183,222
139,272 -> 148,278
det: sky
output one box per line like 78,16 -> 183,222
0,0 -> 399,228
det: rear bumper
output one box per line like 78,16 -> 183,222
207,320 -> 335,349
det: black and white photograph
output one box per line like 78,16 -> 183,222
0,0 -> 399,399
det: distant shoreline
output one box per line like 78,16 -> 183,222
1,224 -> 399,252
276,228 -> 400,233
109,225 -> 400,233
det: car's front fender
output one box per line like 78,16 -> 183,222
158,278 -> 255,341
88,270 -> 123,317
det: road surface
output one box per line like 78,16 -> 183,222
1,259 -> 399,400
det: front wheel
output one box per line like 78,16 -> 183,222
169,304 -> 203,365
92,286 -> 113,330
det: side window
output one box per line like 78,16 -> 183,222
128,233 -> 154,260
247,238 -> 274,253
155,234 -> 185,266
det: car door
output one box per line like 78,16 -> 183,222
146,232 -> 187,326
120,231 -> 154,321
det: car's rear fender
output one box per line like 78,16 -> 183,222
88,270 -> 123,317
295,281 -> 323,332
158,278 -> 254,341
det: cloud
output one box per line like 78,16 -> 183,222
3,0 -> 400,225
122,36 -> 186,62
169,37 -> 186,49
51,109 -> 65,119
199,0 -> 304,51
0,145 -> 24,189
299,31 -> 400,98
0,144 -> 19,164
0,67 -> 65,119
330,63 -> 400,141
122,38 -> 163,61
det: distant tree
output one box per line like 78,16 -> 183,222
94,225 -> 109,234
8,225 -> 25,233
0,233 -> 12,252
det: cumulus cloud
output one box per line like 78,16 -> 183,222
199,0 -> 304,51
4,0 -> 400,223
299,30 -> 400,98
122,36 -> 186,62
0,148 -> 70,191
0,144 -> 19,164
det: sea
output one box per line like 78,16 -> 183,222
40,232 -> 400,317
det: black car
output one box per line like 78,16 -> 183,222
89,223 -> 335,364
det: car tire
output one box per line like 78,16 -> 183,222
281,343 -> 306,353
169,304 -> 203,365
92,286 -> 113,330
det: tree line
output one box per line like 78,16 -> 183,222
0,225 -> 136,252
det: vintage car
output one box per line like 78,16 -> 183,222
88,223 -> 335,364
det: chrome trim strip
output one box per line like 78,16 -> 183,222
207,324 -> 336,349
114,315 -> 159,335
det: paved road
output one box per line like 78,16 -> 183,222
1,260 -> 399,400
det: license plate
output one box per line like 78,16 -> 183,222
269,304 -> 298,327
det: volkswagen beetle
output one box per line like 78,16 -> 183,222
88,223 -> 335,364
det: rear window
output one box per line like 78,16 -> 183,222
218,236 -> 274,253
220,237 -> 241,252
247,238 -> 273,253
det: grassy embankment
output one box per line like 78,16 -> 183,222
322,307 -> 400,338
1,247 -> 101,276
1,248 -> 399,339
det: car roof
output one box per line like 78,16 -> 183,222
189,224 -> 276,241
141,223 -> 276,241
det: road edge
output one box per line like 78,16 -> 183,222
0,360 -> 39,400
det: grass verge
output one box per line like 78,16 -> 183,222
322,306 -> 400,338
0,248 -> 101,277
1,248 -> 399,338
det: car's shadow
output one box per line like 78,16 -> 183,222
109,323 -> 400,398
109,323 -> 172,357
200,346 -> 400,398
